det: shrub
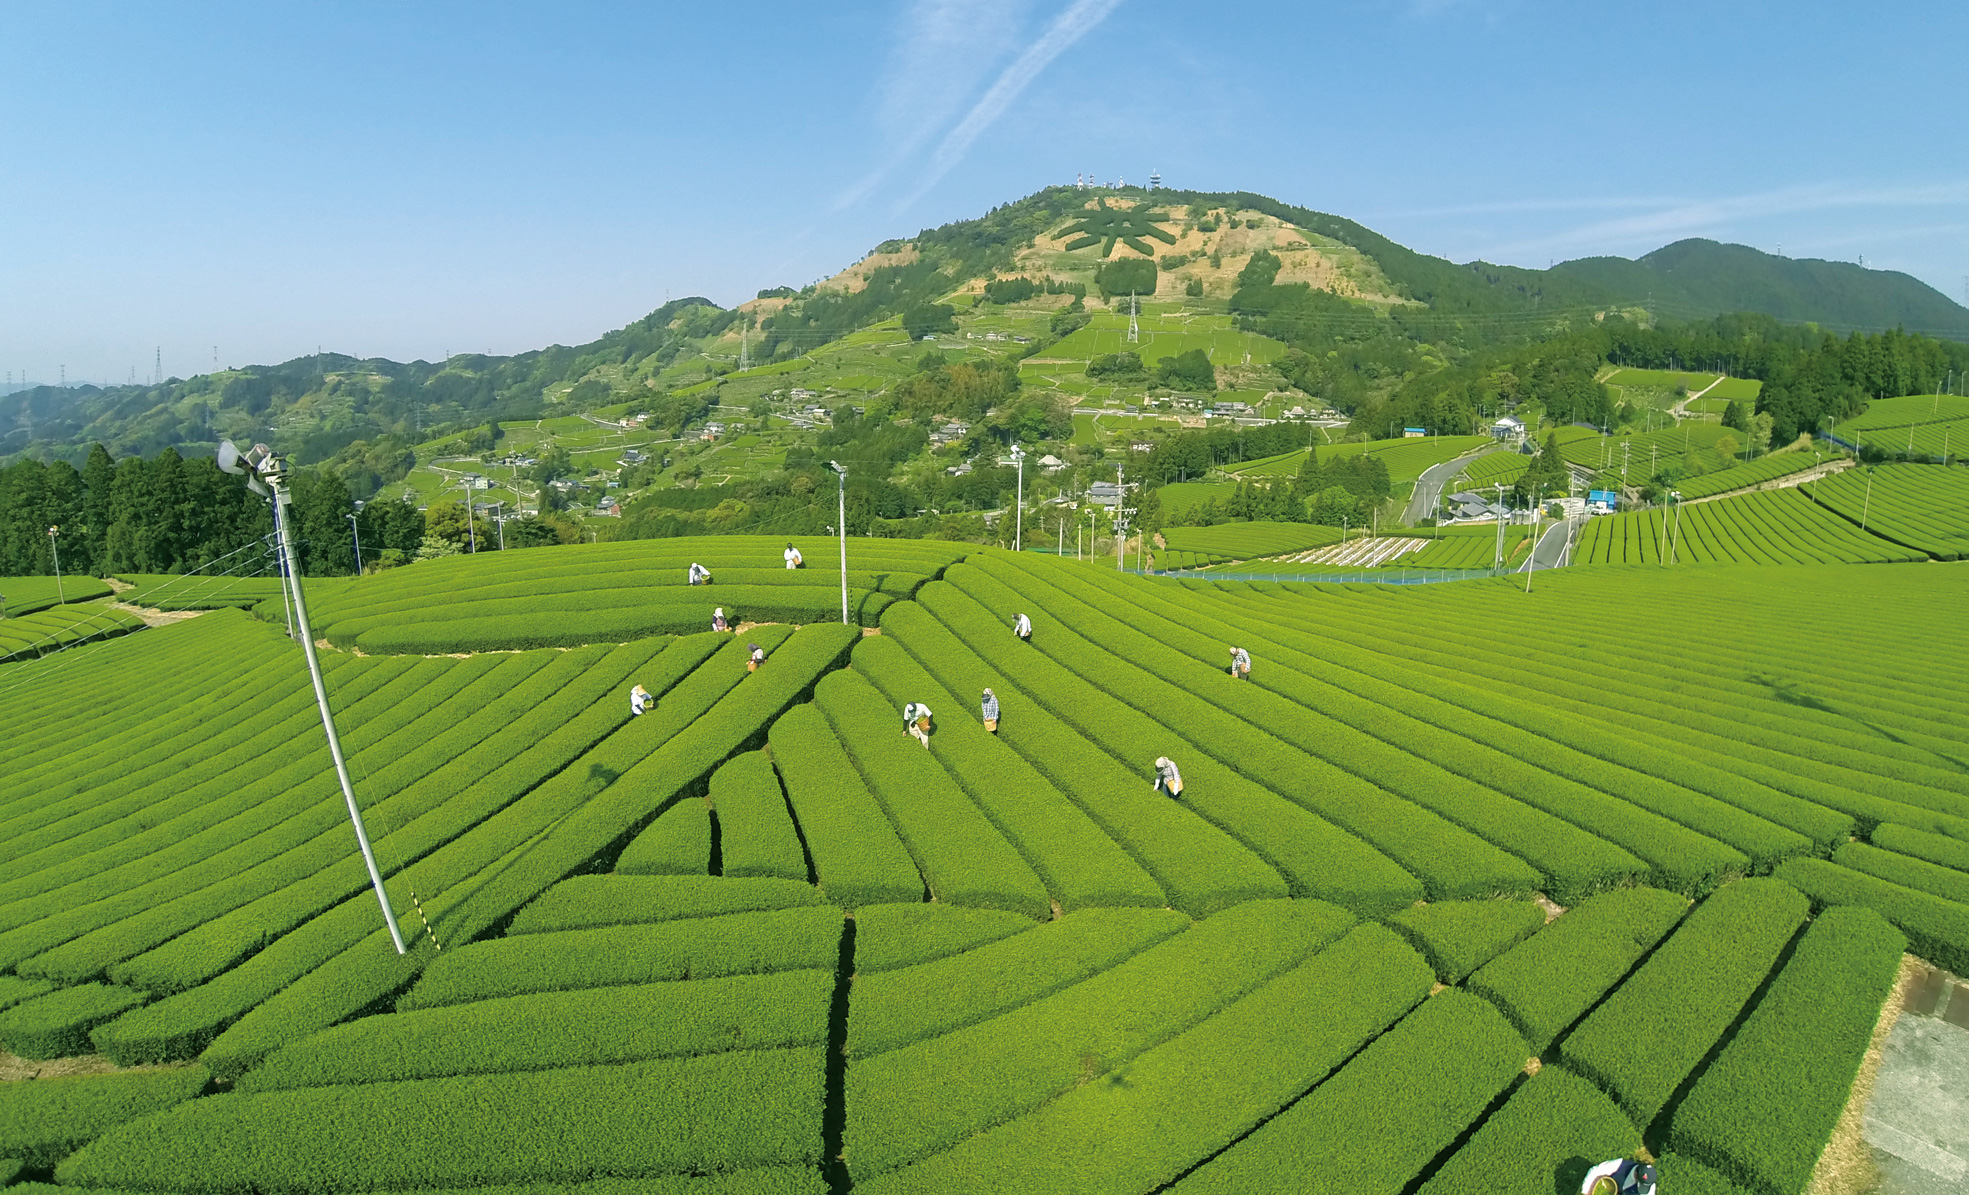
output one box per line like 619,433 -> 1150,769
508,875 -> 824,934
814,669 -> 1050,919
851,903 -> 1038,972
57,1050 -> 825,1191
1835,840 -> 1969,905
241,968 -> 832,1092
1086,351 -> 1147,380
981,277 -> 1038,304
1175,991 -> 1529,1194
1667,906 -> 1905,1195
1558,878 -> 1810,1125
1156,348 -> 1215,391
0,976 -> 51,1013
1466,886 -> 1689,1050
848,633 -> 1166,910
767,705 -> 925,907
402,906 -> 844,1010
0,1066 -> 207,1169
1776,857 -> 1969,974
855,924 -> 1431,1195
0,983 -> 146,1059
903,303 -> 957,340
615,798 -> 711,876
846,899 -> 1354,1178
848,907 -> 1188,1056
894,591 -> 1314,916
1655,1152 -> 1760,1195
1415,1066 -> 1643,1195
1870,822 -> 1969,874
709,752 -> 809,882
1387,900 -> 1547,983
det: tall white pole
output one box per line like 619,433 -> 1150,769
833,464 -> 848,625
346,513 -> 363,575
463,481 -> 477,552
1015,450 -> 1025,551
47,527 -> 62,603
269,463 -> 407,955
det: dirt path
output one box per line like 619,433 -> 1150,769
1671,375 -> 1726,420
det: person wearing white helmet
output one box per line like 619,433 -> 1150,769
1152,756 -> 1183,798
688,562 -> 711,586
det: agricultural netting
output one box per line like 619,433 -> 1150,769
1,542 -> 1964,1190
1804,463 -> 1969,560
1571,487 -> 1925,565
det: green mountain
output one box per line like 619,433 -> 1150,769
4,186 -> 1965,471
1549,239 -> 1969,336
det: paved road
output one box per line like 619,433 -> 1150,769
1404,449 -> 1494,524
1518,517 -> 1576,574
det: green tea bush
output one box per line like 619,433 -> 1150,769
1175,991 -> 1528,1194
1776,857 -> 1969,973
1834,840 -> 1969,905
613,799 -> 711,876
851,903 -> 1037,971
1667,906 -> 1905,1195
708,752 -> 808,882
1870,822 -> 1969,874
814,668 -> 1051,919
1159,521 -> 1343,559
0,574 -> 114,615
953,560 -> 1545,900
846,899 -> 1354,1178
1466,887 -> 1689,1050
402,906 -> 843,1010
849,634 -> 1165,910
0,603 -> 145,661
0,976 -> 51,1012
509,875 -> 824,934
1415,1066 -> 1643,1195
1387,899 -> 1546,983
0,1066 -> 206,1169
894,591 -> 1314,915
856,924 -> 1431,1195
767,705 -> 925,907
0,983 -> 146,1059
240,968 -> 832,1091
848,908 -> 1189,1056
58,1050 -> 825,1191
1558,878 -> 1810,1125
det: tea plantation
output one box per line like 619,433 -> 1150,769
0,531 -> 1965,1195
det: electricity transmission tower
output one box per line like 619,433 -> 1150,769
1127,292 -> 1139,344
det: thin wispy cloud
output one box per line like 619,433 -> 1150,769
835,0 -> 1124,217
1476,180 -> 1969,261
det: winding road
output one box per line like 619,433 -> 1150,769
1404,447 -> 1498,524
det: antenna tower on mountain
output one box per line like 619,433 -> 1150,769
1127,292 -> 1140,344
154,347 -> 161,386
1076,172 -> 1084,190
1149,169 -> 1161,190
739,320 -> 749,371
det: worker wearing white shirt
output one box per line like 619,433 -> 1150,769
1580,1160 -> 1656,1195
1013,612 -> 1031,642
1152,756 -> 1183,798
629,685 -> 652,716
783,542 -> 803,569
688,562 -> 711,585
903,702 -> 933,748
1228,646 -> 1251,680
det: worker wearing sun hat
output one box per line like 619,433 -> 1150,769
1580,1159 -> 1656,1195
980,688 -> 999,733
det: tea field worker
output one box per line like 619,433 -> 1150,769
980,688 -> 999,733
711,607 -> 730,633
629,684 -> 653,716
1013,612 -> 1032,642
1228,646 -> 1251,681
903,701 -> 933,749
1580,1159 -> 1657,1195
1152,756 -> 1184,799
783,542 -> 803,569
747,643 -> 765,673
688,562 -> 712,586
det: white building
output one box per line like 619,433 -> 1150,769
1490,415 -> 1526,444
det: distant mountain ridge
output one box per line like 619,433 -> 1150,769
1549,239 -> 1969,336
5,185 -> 1966,467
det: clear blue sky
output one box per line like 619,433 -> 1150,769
4,0 -> 1965,386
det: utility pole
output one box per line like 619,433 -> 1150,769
462,480 -> 477,552
1113,464 -> 1132,571
830,462 -> 848,625
347,513 -> 363,575
219,442 -> 407,955
1001,445 -> 1026,550
46,527 -> 63,603
492,502 -> 506,551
